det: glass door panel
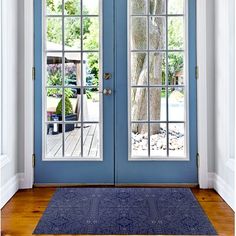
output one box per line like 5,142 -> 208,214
45,0 -> 101,160
129,0 -> 186,159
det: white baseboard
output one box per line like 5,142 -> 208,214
0,173 -> 24,209
208,172 -> 235,211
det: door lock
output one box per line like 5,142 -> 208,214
104,73 -> 112,80
102,88 -> 112,95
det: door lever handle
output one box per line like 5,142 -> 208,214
99,88 -> 112,95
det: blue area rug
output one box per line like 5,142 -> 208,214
33,188 -> 217,235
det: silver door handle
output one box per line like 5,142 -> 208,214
100,88 -> 112,95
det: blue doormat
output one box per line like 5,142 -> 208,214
33,188 -> 217,235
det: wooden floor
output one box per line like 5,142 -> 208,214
47,124 -> 99,157
1,188 -> 235,236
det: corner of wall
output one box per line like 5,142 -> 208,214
208,172 -> 235,211
0,173 -> 24,209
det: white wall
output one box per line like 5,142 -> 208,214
212,0 -> 235,210
197,0 -> 216,189
0,0 -> 25,208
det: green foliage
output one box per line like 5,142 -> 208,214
87,53 -> 99,87
47,87 -> 74,98
168,53 -> 183,81
46,0 -> 62,14
86,90 -> 92,99
47,18 -> 62,45
64,0 -> 80,15
47,1 -> 99,90
167,8 -> 184,83
56,95 -> 73,115
47,72 -> 61,86
47,1 -> 92,49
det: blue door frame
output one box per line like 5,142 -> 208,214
34,0 -> 197,184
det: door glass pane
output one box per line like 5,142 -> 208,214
168,16 -> 184,50
149,52 -> 166,86
169,123 -> 185,157
46,0 -> 62,15
64,53 -> 82,86
130,17 -> 148,50
168,88 -> 185,121
83,0 -> 99,15
129,0 -> 186,159
150,123 -> 167,157
131,123 -> 148,157
168,0 -> 184,14
131,52 -> 148,86
150,88 -> 166,121
149,16 -> 166,50
131,88 -> 148,121
46,18 -> 62,50
46,124 -> 63,157
83,18 -> 99,50
44,0 -> 101,160
46,88 -> 62,121
64,0 -> 81,15
168,52 -> 184,85
131,0 -> 147,15
83,123 -> 100,158
64,123 -> 81,157
149,0 -> 166,15
47,53 -> 63,86
64,17 -> 81,50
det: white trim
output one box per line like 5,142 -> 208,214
22,0 -> 34,189
0,173 -> 24,209
0,0 -> 2,155
208,172 -> 235,211
196,0 -> 213,189
0,0 -> 9,165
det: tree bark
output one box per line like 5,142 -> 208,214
131,0 -> 165,135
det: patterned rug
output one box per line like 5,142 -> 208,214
33,188 -> 217,235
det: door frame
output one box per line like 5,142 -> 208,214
22,0 -> 211,189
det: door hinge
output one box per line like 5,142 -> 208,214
195,66 -> 199,79
32,154 -> 36,168
32,67 -> 36,80
196,153 -> 200,168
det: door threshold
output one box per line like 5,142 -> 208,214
34,183 -> 199,188
115,183 -> 199,188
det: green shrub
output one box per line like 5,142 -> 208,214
56,96 -> 73,115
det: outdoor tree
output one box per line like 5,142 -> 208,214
131,0 -> 165,135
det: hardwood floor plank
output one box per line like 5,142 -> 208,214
1,188 -> 234,236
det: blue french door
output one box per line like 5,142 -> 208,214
34,0 -> 197,184
34,0 -> 115,184
115,0 -> 197,184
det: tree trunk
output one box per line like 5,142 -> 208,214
131,0 -> 165,135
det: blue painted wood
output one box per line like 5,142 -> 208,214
35,0 -> 197,184
34,0 -> 115,183
114,0 -> 198,184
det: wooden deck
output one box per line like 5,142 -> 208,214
47,124 -> 99,158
